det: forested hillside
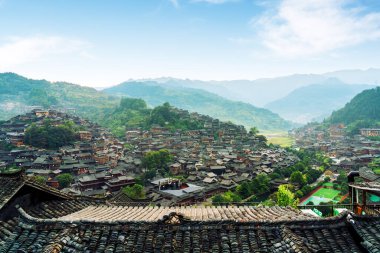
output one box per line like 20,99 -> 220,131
104,81 -> 294,131
102,98 -> 205,137
0,73 -> 119,122
328,87 -> 380,135
265,80 -> 374,123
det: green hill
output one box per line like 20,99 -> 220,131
0,72 -> 119,122
328,87 -> 380,134
0,73 -> 294,134
330,87 -> 380,124
102,98 -> 208,137
265,79 -> 375,123
103,81 -> 294,131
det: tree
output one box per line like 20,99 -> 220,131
24,120 -> 76,149
249,127 -> 259,135
32,176 -> 46,184
122,184 -> 146,199
251,173 -> 270,195
236,182 -> 253,199
212,195 -> 225,205
316,201 -> 333,217
212,191 -> 242,205
142,149 -> 173,175
56,173 -> 73,188
290,171 -> 306,186
300,185 -> 312,196
276,185 -> 299,208
120,98 -> 147,110
269,172 -> 282,180
336,171 -> 347,183
295,190 -> 303,198
149,102 -> 174,126
256,135 -> 267,144
305,168 -> 322,184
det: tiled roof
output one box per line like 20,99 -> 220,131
57,205 -> 318,223
0,208 -> 374,253
0,175 -> 73,212
24,199 -> 99,219
349,214 -> 380,253
0,177 -> 24,210
349,181 -> 380,191
359,167 -> 380,182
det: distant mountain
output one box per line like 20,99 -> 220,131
134,75 -> 328,107
103,81 -> 295,131
0,72 -> 119,122
133,68 -> 380,107
329,87 -> 380,125
265,79 -> 375,123
324,68 -> 380,85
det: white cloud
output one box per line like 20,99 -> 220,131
191,0 -> 238,4
0,35 -> 92,68
169,0 -> 179,8
253,0 -> 380,57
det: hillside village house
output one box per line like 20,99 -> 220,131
360,128 -> 380,137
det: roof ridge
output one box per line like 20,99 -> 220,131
25,178 -> 72,200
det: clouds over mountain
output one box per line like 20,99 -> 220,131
253,0 -> 380,57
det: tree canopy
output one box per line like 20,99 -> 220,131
290,171 -> 306,186
276,184 -> 299,208
122,184 -> 146,199
120,97 -> 147,110
141,149 -> 173,183
24,120 -> 76,149
56,173 -> 73,188
329,87 -> 380,135
212,191 -> 242,205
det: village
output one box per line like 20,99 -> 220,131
0,108 -> 299,205
291,124 -> 380,174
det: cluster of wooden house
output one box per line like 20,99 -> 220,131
291,124 -> 380,172
0,109 -> 135,196
0,108 -> 299,204
121,109 -> 299,205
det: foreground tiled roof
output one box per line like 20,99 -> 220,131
0,177 -> 24,210
349,215 -> 380,253
25,199 -> 100,219
1,175 -> 380,252
58,205 -> 317,223
0,175 -> 73,211
0,206 -> 374,253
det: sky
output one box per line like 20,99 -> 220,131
1,0 -> 380,87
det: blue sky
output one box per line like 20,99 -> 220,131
1,0 -> 380,87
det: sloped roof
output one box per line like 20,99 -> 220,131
57,205 -> 317,223
0,175 -> 72,211
1,206 -> 375,253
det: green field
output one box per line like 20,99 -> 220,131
263,131 -> 294,147
313,188 -> 340,199
301,187 -> 341,205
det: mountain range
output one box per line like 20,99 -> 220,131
1,68 -> 379,131
130,69 -> 380,107
121,69 -> 380,123
329,86 -> 380,126
0,72 -> 119,122
0,73 -> 293,131
103,81 -> 294,131
265,79 -> 375,123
